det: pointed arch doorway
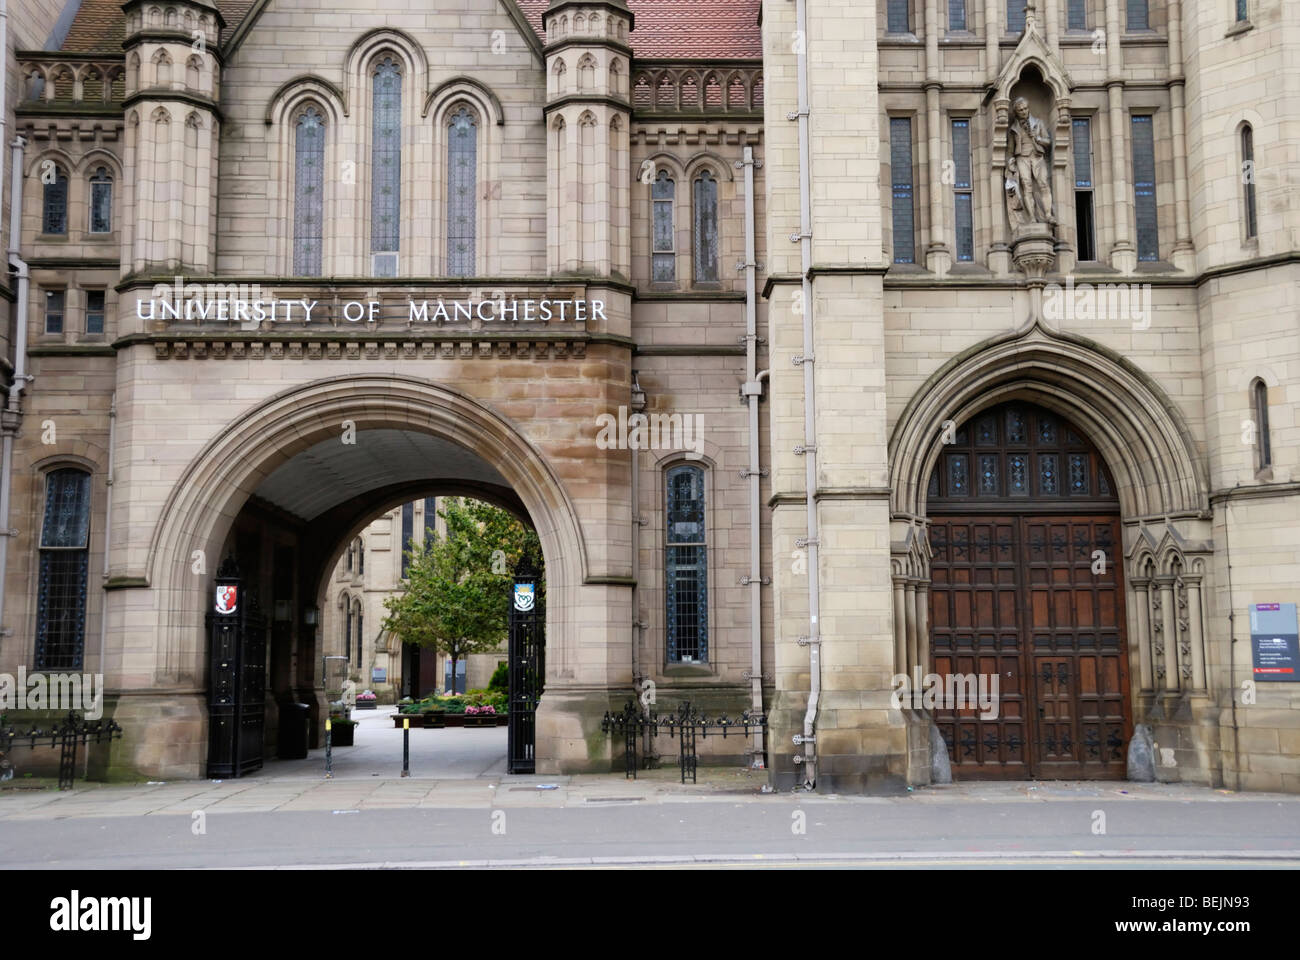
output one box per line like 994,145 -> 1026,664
926,400 -> 1131,779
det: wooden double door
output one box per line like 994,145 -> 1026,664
928,514 -> 1130,779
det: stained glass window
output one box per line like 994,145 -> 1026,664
1067,0 -> 1087,30
1073,117 -> 1096,261
446,106 -> 477,277
1007,0 -> 1025,33
401,500 -> 413,578
423,496 -> 437,539
887,0 -> 910,33
43,166 -> 68,235
1127,0 -> 1148,30
949,0 -> 966,31
952,119 -> 973,261
891,117 -> 915,264
36,468 -> 91,670
1254,379 -> 1271,469
693,170 -> 719,283
652,171 -> 675,282
293,107 -> 325,276
345,596 -> 352,655
666,464 -> 707,663
89,167 -> 113,234
371,57 -> 402,273
1132,115 -> 1159,261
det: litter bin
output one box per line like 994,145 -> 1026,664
278,700 -> 310,759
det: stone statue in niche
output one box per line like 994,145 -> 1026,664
1005,96 -> 1056,229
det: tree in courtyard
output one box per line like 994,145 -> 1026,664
383,498 -> 542,695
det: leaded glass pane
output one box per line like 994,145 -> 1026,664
1127,0 -> 1148,30
693,171 -> 719,282
1132,115 -> 1159,261
401,500 -> 413,578
41,469 -> 91,548
371,58 -> 401,257
1008,454 -> 1028,493
666,465 -> 707,663
978,455 -> 999,496
890,118 -> 914,264
43,169 -> 68,235
86,290 -> 105,335
90,169 -> 112,233
948,454 -> 969,496
1038,415 -> 1057,444
1069,454 -> 1090,495
1237,0 -> 1248,22
1242,126 -> 1257,239
975,414 -> 997,446
652,171 -> 674,282
1067,0 -> 1087,30
952,120 -> 972,189
423,496 -> 437,538
446,106 -> 477,277
1072,118 -> 1092,188
887,0 -> 910,33
293,107 -> 325,276
36,468 -> 91,672
949,0 -> 966,30
1007,0 -> 1025,33
1038,454 -> 1059,495
1006,408 -> 1026,444
955,193 -> 973,261
45,290 -> 64,335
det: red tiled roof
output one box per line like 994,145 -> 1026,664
61,0 -> 761,60
62,0 -> 260,53
519,0 -> 763,60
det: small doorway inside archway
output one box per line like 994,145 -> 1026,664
926,400 -> 1132,779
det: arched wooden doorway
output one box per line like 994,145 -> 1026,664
926,400 -> 1131,779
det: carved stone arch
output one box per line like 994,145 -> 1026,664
608,57 -> 624,97
152,47 -> 172,65
147,6 -> 162,27
185,110 -> 203,129
642,152 -> 684,180
577,52 -> 597,92
723,70 -> 747,110
151,105 -> 171,124
678,70 -> 699,109
889,325 -> 1208,522
702,71 -> 723,110
264,75 -> 346,126
164,6 -> 177,27
343,27 -> 429,115
685,150 -> 735,182
577,109 -> 597,128
589,12 -> 602,34
632,72 -> 652,109
76,148 -> 123,179
574,11 -> 586,31
25,147 -> 75,179
183,8 -> 194,31
424,76 -> 504,125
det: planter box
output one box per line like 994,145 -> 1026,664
355,701 -> 377,710
422,713 -> 446,728
441,713 -> 466,727
330,723 -> 356,747
464,714 -> 497,728
497,714 -> 509,726
393,714 -> 420,729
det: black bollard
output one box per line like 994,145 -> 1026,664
325,717 -> 333,779
402,716 -> 410,777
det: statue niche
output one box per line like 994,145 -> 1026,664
1005,95 -> 1056,230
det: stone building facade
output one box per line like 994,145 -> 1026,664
0,0 -> 1295,793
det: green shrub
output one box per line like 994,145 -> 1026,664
488,662 -> 508,691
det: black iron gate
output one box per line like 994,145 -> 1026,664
206,558 -> 267,778
507,561 -> 544,774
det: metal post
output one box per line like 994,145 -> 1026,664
324,717 -> 332,779
401,717 -> 410,777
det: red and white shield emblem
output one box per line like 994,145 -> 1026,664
215,585 -> 238,615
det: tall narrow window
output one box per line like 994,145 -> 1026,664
42,165 -> 68,235
651,170 -> 675,282
44,290 -> 65,335
665,464 -> 707,664
1067,0 -> 1087,30
35,468 -> 92,670
423,496 -> 437,539
949,0 -> 966,30
1131,115 -> 1159,261
400,501 -> 414,578
344,596 -> 352,657
890,117 -> 915,264
693,170 -> 719,283
1241,125 -> 1257,240
293,106 -> 325,276
887,0 -> 910,33
1253,379 -> 1271,470
89,167 -> 113,234
356,606 -> 364,663
951,118 -> 974,261
346,542 -> 353,572
85,290 -> 105,335
1007,1 -> 1025,33
371,57 -> 402,277
1237,0 -> 1249,22
1127,0 -> 1149,30
1073,117 -> 1096,261
446,106 -> 477,277
357,538 -> 364,575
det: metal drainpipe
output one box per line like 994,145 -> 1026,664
792,0 -> 821,790
738,144 -> 767,768
630,370 -> 645,690
99,395 -> 116,675
0,133 -> 27,637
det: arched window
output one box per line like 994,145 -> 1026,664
1241,124 -> 1257,240
355,603 -> 364,663
1252,378 -> 1271,471
371,57 -> 402,277
665,464 -> 707,663
293,106 -> 325,276
35,468 -> 92,670
42,164 -> 69,235
346,540 -> 353,572
344,593 -> 353,655
89,166 -> 113,234
446,105 -> 477,277
693,169 -> 719,283
651,169 -> 675,282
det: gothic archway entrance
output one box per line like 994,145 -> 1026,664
926,400 -> 1131,779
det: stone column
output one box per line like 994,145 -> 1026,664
1156,575 -> 1179,691
1187,574 -> 1206,690
923,0 -> 948,276
893,574 -> 908,674
1104,0 -> 1135,271
1167,0 -> 1195,270
1133,576 -> 1154,690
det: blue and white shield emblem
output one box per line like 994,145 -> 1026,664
513,583 -> 535,612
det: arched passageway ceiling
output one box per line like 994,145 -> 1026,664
253,428 -> 510,522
